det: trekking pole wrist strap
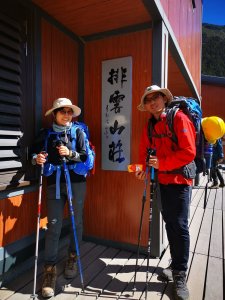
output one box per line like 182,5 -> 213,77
68,150 -> 81,161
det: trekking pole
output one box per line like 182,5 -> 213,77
132,165 -> 149,294
204,169 -> 210,209
145,163 -> 155,300
60,152 -> 85,292
204,143 -> 213,209
132,149 -> 152,295
30,162 -> 44,299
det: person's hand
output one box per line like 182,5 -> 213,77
147,155 -> 159,169
57,145 -> 70,156
36,152 -> 48,165
135,170 -> 146,180
217,158 -> 223,164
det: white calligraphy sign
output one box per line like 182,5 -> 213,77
101,56 -> 132,171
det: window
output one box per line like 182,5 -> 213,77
0,2 -> 35,191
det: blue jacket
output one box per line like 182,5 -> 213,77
212,138 -> 224,167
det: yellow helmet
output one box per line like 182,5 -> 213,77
202,116 -> 225,144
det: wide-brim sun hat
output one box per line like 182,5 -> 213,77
137,85 -> 173,111
45,98 -> 81,117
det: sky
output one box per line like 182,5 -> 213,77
202,0 -> 225,25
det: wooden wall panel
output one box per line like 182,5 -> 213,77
41,19 -> 78,127
84,30 -> 152,246
160,0 -> 202,94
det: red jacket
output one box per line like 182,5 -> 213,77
139,110 -> 196,185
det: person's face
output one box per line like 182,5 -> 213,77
54,107 -> 73,126
143,92 -> 167,117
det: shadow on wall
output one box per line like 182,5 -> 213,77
0,184 -> 47,287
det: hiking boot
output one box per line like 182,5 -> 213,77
219,182 -> 225,188
210,183 -> 219,189
173,270 -> 189,300
42,265 -> 57,298
64,252 -> 78,279
161,264 -> 173,281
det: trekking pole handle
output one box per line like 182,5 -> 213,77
150,166 -> 154,181
146,148 -> 156,161
146,148 -> 156,169
55,140 -> 67,162
40,151 -> 47,160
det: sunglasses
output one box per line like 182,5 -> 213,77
144,93 -> 162,104
58,109 -> 73,116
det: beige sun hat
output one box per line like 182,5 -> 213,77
137,85 -> 173,111
45,98 -> 81,117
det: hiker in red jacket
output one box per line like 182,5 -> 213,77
136,85 -> 196,300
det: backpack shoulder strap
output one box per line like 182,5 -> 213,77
70,122 -> 78,138
165,106 -> 179,144
44,128 -> 53,152
70,122 -> 78,151
147,116 -> 169,143
44,128 -> 62,151
147,118 -> 153,144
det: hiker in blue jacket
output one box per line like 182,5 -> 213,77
210,138 -> 224,188
31,98 -> 87,298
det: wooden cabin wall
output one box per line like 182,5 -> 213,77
84,29 -> 152,246
160,0 -> 202,93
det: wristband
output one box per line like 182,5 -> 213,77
31,154 -> 37,165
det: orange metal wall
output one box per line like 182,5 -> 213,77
201,84 -> 225,119
32,0 -> 151,37
201,83 -> 225,153
168,51 -> 193,96
0,23 -> 152,249
0,7 -> 203,250
84,29 -> 152,246
0,3 -> 203,250
161,0 -> 202,93
0,19 -> 79,248
0,191 -> 47,247
41,19 -> 79,127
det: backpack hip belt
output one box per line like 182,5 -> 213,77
43,163 -> 63,199
158,161 -> 196,179
43,162 -> 88,199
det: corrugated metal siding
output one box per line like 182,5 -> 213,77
41,19 -> 79,126
84,30 -> 152,246
32,0 -> 151,37
160,0 -> 202,94
201,83 -> 225,153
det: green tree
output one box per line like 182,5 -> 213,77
202,24 -> 225,77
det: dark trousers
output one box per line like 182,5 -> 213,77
160,184 -> 191,272
211,165 -> 224,185
45,182 -> 86,265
